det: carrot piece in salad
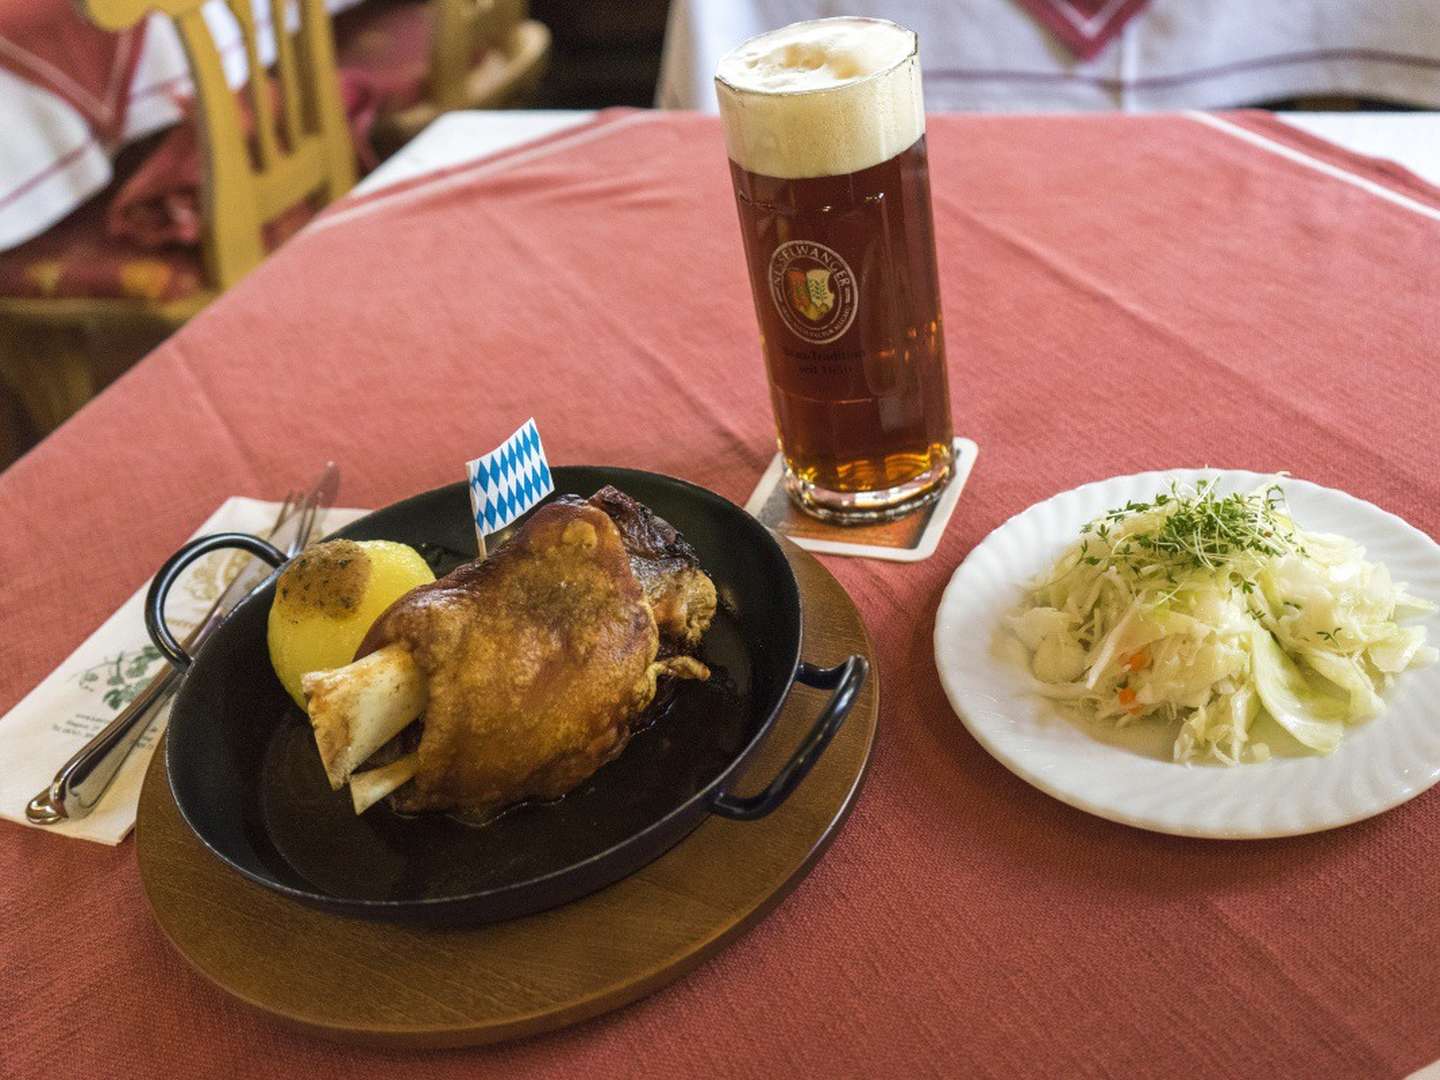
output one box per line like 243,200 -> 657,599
1123,648 -> 1151,672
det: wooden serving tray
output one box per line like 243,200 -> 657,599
135,538 -> 878,1048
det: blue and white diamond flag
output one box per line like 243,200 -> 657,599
466,418 -> 553,555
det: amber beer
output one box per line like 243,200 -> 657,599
717,17 -> 953,521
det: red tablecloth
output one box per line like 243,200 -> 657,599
3,110 -> 1440,1079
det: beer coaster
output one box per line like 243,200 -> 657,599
744,437 -> 978,562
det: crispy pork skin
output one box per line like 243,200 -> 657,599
345,493 -> 714,814
585,486 -> 718,647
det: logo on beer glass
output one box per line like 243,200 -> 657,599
767,240 -> 857,345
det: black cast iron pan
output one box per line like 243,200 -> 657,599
145,466 -> 866,925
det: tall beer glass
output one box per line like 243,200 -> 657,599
717,18 -> 953,522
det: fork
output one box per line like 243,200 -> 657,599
25,490 -> 312,825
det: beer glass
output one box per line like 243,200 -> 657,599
717,17 -> 954,522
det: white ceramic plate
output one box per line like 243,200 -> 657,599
933,470 -> 1440,839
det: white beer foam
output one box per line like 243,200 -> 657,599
715,17 -> 924,180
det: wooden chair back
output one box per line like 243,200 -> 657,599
455,0 -> 549,110
428,0 -> 530,110
372,0 -> 549,155
83,0 -> 356,289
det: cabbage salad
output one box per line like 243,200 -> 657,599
1009,480 -> 1436,765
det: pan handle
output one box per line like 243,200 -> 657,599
144,532 -> 287,670
710,655 -> 868,822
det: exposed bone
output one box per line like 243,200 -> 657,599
631,655 -> 710,710
301,643 -> 426,790
656,656 -> 709,681
349,753 -> 420,814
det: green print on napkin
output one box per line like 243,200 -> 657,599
76,646 -> 165,711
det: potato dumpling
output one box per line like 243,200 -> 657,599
268,539 -> 435,707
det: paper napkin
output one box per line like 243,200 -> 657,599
0,497 -> 365,845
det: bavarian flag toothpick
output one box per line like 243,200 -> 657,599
466,419 -> 553,557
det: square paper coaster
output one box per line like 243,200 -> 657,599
745,437 -> 978,562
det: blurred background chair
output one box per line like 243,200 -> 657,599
335,0 -> 551,157
0,0 -> 355,436
0,0 -> 555,453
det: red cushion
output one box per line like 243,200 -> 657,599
0,164 -> 316,303
0,181 -> 207,303
334,0 -> 434,112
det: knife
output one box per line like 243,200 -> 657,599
25,464 -> 340,825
